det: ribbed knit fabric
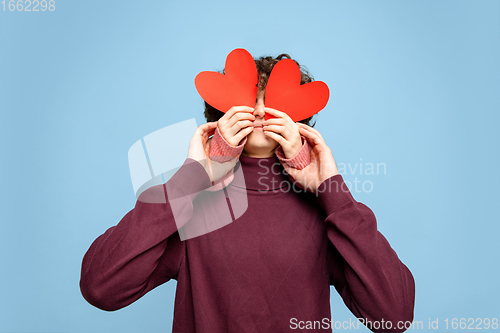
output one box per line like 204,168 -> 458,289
274,136 -> 311,169
206,126 -> 311,192
208,126 -> 248,164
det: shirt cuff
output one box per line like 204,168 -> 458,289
274,135 -> 311,170
208,126 -> 246,163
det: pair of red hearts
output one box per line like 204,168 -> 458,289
195,48 -> 329,122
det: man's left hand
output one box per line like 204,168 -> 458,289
280,123 -> 340,193
262,107 -> 303,159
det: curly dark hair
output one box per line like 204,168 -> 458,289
203,53 -> 316,127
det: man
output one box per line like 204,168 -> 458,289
80,53 -> 415,332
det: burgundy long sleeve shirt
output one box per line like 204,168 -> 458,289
80,152 -> 415,332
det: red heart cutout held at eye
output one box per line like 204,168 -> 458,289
195,48 -> 258,113
195,48 -> 330,122
265,59 -> 330,122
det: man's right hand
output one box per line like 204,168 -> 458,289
187,122 -> 238,184
217,106 -> 255,146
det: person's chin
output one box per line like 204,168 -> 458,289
248,131 -> 275,145
246,136 -> 279,155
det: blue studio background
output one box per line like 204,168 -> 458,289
1,0 -> 499,332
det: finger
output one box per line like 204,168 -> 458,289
227,116 -> 253,133
282,122 -> 299,142
199,121 -> 218,134
263,130 -> 286,146
297,123 -> 317,137
298,126 -> 324,147
201,121 -> 218,130
297,122 -> 324,140
229,119 -> 254,134
297,122 -> 312,128
206,122 -> 219,135
263,124 -> 297,147
298,126 -> 321,144
300,131 -> 330,156
264,107 -> 293,122
227,110 -> 256,125
223,106 -> 255,123
197,123 -> 218,142
297,124 -> 318,138
225,112 -> 256,136
206,125 -> 217,137
217,110 -> 254,146
262,124 -> 286,136
207,127 -> 216,137
232,126 -> 253,144
263,118 -> 286,126
218,107 -> 254,134
296,124 -> 312,138
264,117 -> 299,141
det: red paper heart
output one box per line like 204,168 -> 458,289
195,49 -> 330,122
265,59 -> 330,122
195,49 -> 258,113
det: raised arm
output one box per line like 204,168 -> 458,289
317,175 -> 415,331
79,122 -> 222,311
79,157 -> 212,311
280,123 -> 415,332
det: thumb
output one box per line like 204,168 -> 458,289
280,161 -> 304,191
280,161 -> 296,178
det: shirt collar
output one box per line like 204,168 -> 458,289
231,154 -> 290,191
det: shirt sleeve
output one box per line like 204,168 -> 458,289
208,126 -> 246,163
79,158 -> 212,311
210,125 -> 311,171
274,135 -> 311,170
316,174 -> 415,332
